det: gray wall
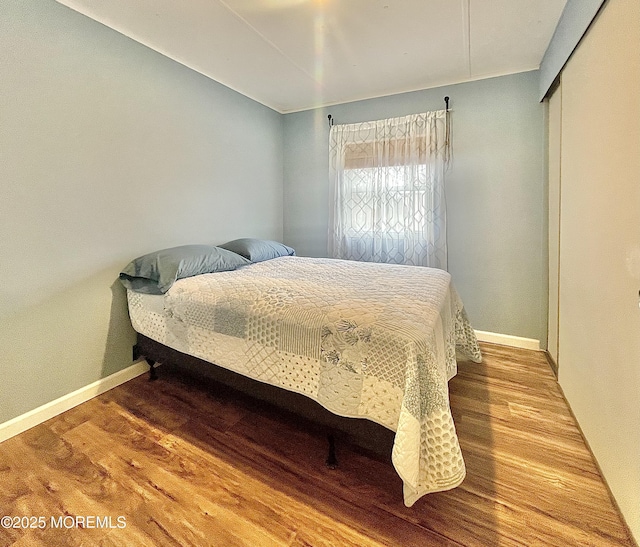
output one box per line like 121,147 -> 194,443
283,71 -> 546,343
0,0 -> 283,423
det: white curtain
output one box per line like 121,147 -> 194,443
328,110 -> 450,269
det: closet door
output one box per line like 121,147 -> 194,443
556,0 -> 640,533
547,83 -> 561,369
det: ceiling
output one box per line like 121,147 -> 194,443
55,0 -> 568,114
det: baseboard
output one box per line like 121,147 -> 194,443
0,360 -> 151,444
474,330 -> 541,351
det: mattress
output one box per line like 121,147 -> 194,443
127,256 -> 482,506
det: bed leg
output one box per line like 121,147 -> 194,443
148,359 -> 158,381
326,434 -> 338,469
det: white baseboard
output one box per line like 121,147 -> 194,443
0,360 -> 151,444
475,330 -> 541,351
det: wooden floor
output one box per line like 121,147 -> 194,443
0,343 -> 635,546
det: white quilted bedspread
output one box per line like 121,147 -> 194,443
127,256 -> 482,506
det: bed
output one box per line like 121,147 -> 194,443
121,240 -> 482,507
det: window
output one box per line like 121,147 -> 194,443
328,111 -> 449,268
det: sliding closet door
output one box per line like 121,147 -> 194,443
547,83 -> 561,368
557,0 -> 640,534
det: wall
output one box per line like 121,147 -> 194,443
0,0 -> 283,424
283,72 -> 546,343
551,0 -> 640,539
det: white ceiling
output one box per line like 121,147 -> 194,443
55,0 -> 567,113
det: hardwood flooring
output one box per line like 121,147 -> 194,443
0,343 -> 635,546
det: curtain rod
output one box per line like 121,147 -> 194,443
328,97 -> 450,128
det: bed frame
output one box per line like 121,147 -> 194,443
133,333 -> 346,468
132,333 -> 163,382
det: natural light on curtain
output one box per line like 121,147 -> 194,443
328,110 -> 450,269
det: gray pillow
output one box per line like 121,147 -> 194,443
219,238 -> 296,262
119,244 -> 250,294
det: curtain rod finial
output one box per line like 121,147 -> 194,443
444,96 -> 450,111
328,114 -> 333,127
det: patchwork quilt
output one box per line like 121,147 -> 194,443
127,256 -> 482,506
